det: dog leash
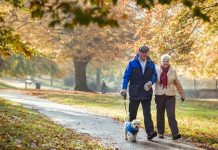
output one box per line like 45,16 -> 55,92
123,100 -> 130,121
121,92 -> 129,121
124,101 -> 128,116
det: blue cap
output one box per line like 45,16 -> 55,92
139,46 -> 150,53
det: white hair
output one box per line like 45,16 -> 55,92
161,54 -> 171,62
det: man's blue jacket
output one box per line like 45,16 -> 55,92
122,54 -> 157,100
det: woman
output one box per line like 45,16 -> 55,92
155,54 -> 185,140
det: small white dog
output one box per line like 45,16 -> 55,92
123,119 -> 141,142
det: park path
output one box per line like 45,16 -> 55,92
0,91 -> 203,150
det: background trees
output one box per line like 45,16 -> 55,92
0,54 -> 60,85
133,0 -> 218,79
0,0 -> 217,91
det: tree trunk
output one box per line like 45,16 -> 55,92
50,75 -> 53,87
31,75 -> 35,81
96,67 -> 101,92
50,69 -> 54,87
73,59 -> 91,92
0,57 -> 4,70
216,79 -> 218,90
194,79 -> 197,90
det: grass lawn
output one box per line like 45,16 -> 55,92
24,90 -> 218,149
0,82 -> 17,89
0,98 -> 104,150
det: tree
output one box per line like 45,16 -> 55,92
0,27 -> 41,66
1,0 -> 217,91
1,54 -> 61,80
0,0 -> 215,61
0,2 -> 137,91
59,24 -> 135,91
0,2 -> 45,67
3,0 -> 212,29
134,0 -> 218,79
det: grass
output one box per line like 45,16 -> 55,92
23,90 -> 218,149
0,82 -> 17,89
0,98 -> 104,150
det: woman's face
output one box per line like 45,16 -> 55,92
162,61 -> 170,68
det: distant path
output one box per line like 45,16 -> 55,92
0,78 -> 60,90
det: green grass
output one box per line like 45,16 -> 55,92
0,82 -> 17,89
33,91 -> 218,149
0,98 -> 104,150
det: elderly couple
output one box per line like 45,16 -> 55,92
120,45 -> 185,140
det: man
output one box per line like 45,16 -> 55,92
120,45 -> 158,140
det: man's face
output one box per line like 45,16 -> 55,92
138,51 -> 148,61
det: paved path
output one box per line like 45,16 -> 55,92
0,78 -> 61,90
0,91 -> 203,150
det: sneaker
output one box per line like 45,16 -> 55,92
147,131 -> 157,140
158,134 -> 164,139
172,133 -> 181,140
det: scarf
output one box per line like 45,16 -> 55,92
160,66 -> 169,89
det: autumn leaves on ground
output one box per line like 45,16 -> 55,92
0,98 -> 104,150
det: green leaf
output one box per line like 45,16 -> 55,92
193,6 -> 210,22
182,0 -> 193,8
112,0 -> 118,5
0,16 -> 4,22
48,20 -> 61,27
136,0 -> 151,9
5,0 -> 23,7
57,2 -> 72,13
64,23 -> 74,30
158,0 -> 172,5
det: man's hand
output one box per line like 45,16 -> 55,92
120,89 -> 127,100
181,97 -> 185,102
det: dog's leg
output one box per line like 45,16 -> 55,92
127,132 -> 136,142
132,135 -> 136,142
123,124 -> 128,140
124,133 -> 128,140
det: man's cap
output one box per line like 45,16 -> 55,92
139,46 -> 150,53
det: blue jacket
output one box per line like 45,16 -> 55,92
122,54 -> 157,100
